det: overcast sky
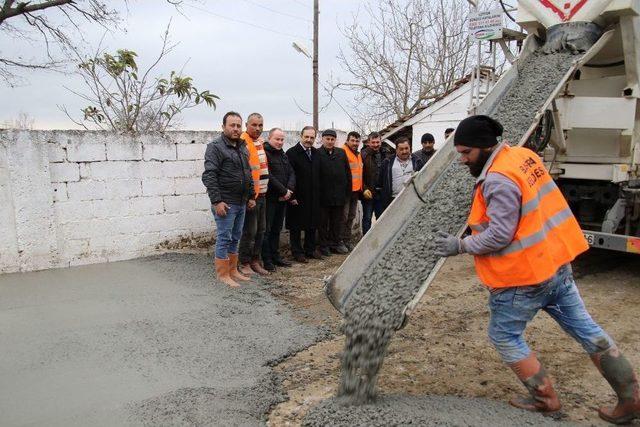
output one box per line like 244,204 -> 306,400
0,0 -> 369,132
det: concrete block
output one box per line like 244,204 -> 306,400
52,183 -> 68,202
142,178 -> 175,196
177,143 -> 207,160
194,160 -> 205,175
107,142 -> 143,161
140,161 -> 164,178
50,162 -> 80,183
162,161 -> 197,178
195,193 -> 212,210
89,161 -> 142,180
67,180 -> 107,201
66,141 -> 106,162
129,196 -> 164,215
104,179 -> 142,199
54,200 -> 94,223
143,143 -> 176,161
163,195 -> 196,213
60,220 -> 94,240
69,254 -> 108,267
47,143 -> 66,162
93,199 -> 129,219
79,163 -> 91,179
175,177 -> 205,195
61,238 -> 90,258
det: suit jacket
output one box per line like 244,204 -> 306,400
285,142 -> 318,230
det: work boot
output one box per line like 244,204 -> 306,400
331,244 -> 349,255
508,353 -> 561,413
238,262 -> 255,277
591,346 -> 640,424
319,246 -> 331,257
250,258 -> 270,275
228,253 -> 250,282
308,250 -> 324,260
293,254 -> 308,263
274,258 -> 292,267
215,258 -> 240,288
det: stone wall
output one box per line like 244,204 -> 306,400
0,130 -> 219,273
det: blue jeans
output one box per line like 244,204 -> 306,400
362,197 -> 384,235
488,264 -> 614,364
212,204 -> 246,259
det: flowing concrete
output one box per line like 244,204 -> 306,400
0,253 -> 325,426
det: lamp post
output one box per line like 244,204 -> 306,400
291,0 -> 319,132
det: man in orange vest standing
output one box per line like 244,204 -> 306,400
238,113 -> 272,276
434,115 -> 639,424
341,131 -> 363,251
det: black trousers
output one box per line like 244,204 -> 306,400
289,228 -> 316,257
319,205 -> 344,249
262,199 -> 286,263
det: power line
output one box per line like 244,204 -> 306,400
290,0 -> 308,7
185,4 -> 310,41
239,0 -> 311,23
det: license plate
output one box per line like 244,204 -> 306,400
583,232 -> 595,245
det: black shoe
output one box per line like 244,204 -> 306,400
319,247 -> 331,257
345,242 -> 354,251
331,244 -> 349,255
293,254 -> 308,263
274,258 -> 292,267
307,250 -> 324,260
263,261 -> 276,271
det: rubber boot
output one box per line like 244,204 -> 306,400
215,258 -> 240,288
228,253 -> 250,282
508,353 -> 561,413
250,258 -> 270,276
591,346 -> 640,424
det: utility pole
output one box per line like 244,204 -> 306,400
313,0 -> 319,132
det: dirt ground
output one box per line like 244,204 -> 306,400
265,249 -> 640,426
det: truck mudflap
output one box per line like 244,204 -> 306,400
583,230 -> 640,254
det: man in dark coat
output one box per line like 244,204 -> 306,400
379,136 -> 424,211
313,129 -> 351,255
286,126 -> 321,261
413,132 -> 436,171
261,128 -> 296,270
361,131 -> 384,235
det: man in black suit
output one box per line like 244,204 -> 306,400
285,126 -> 321,262
313,129 -> 351,255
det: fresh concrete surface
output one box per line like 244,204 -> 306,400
0,253 -> 324,426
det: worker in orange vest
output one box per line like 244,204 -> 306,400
342,131 -> 363,251
434,115 -> 639,424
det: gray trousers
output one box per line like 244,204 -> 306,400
238,196 -> 266,263
340,192 -> 360,244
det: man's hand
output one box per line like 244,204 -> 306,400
257,136 -> 265,145
363,189 -> 373,200
247,199 -> 256,210
290,199 -> 299,206
434,231 -> 462,257
283,189 -> 293,201
214,201 -> 229,217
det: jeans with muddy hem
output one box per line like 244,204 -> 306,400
212,203 -> 246,260
488,263 -> 615,364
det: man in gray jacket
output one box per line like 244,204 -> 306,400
202,111 -> 254,287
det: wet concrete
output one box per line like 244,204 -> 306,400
303,395 -> 576,426
0,253 -> 325,426
330,44 -> 589,423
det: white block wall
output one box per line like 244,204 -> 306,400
0,130 -> 219,273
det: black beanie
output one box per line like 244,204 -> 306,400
453,115 -> 503,148
421,132 -> 434,143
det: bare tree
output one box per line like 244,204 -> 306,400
62,27 -> 218,134
0,0 -> 185,85
1,111 -> 35,129
332,0 -> 477,131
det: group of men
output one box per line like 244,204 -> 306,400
201,110 -> 451,288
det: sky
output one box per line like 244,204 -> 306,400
0,0 -> 369,132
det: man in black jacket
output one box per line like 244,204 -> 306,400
313,129 -> 351,255
361,131 -> 384,235
413,132 -> 436,170
261,128 -> 296,270
286,126 -> 321,262
379,136 -> 424,211
201,111 -> 254,288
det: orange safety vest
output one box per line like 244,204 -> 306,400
241,132 -> 268,198
467,144 -> 588,288
344,145 -> 363,192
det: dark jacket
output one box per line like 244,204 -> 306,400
285,142 -> 319,230
362,146 -> 383,196
379,154 -> 424,211
413,148 -> 436,171
202,134 -> 253,206
313,145 -> 351,207
264,142 -> 295,200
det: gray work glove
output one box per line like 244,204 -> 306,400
434,231 -> 463,257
